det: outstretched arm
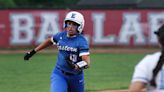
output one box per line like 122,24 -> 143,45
24,38 -> 53,60
34,38 -> 53,52
74,55 -> 90,70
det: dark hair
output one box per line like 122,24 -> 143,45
150,24 -> 164,87
150,51 -> 164,87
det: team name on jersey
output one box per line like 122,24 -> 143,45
57,45 -> 77,52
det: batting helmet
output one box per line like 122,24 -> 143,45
64,11 -> 85,33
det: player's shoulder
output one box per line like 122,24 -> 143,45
146,52 -> 161,59
138,51 -> 161,65
77,34 -> 87,41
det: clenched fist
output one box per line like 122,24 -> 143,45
24,49 -> 36,60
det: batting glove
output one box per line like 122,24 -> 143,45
24,49 -> 36,60
65,57 -> 76,69
65,57 -> 88,70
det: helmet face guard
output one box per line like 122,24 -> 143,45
64,11 -> 85,33
64,20 -> 80,32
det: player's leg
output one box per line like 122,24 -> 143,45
50,68 -> 68,92
67,73 -> 84,92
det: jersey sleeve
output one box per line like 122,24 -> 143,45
51,32 -> 60,44
79,38 -> 90,56
131,55 -> 151,84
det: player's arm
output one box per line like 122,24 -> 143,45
129,81 -> 146,92
74,39 -> 90,70
129,55 -> 149,92
24,38 -> 53,60
74,55 -> 90,70
34,38 -> 53,52
82,55 -> 90,67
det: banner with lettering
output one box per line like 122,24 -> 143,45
0,9 -> 163,48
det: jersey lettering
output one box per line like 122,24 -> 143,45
57,45 -> 77,52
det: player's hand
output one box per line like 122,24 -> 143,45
24,49 -> 36,60
65,57 -> 76,69
65,57 -> 81,70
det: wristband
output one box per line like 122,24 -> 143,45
76,61 -> 88,68
30,49 -> 36,55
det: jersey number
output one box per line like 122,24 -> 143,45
70,54 -> 77,63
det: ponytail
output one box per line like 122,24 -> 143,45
150,50 -> 164,87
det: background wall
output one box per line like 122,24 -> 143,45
0,9 -> 163,48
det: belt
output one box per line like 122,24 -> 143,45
61,70 -> 75,76
57,67 -> 82,76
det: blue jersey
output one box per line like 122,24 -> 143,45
51,31 -> 89,74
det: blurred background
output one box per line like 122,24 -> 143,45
0,0 -> 163,92
0,0 -> 163,49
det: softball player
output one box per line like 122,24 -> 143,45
24,11 -> 90,92
129,24 -> 164,92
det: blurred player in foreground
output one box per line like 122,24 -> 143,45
24,11 -> 90,92
129,24 -> 164,92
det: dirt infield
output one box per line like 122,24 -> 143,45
99,89 -> 146,92
98,89 -> 128,92
0,48 -> 159,54
90,48 -> 159,54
